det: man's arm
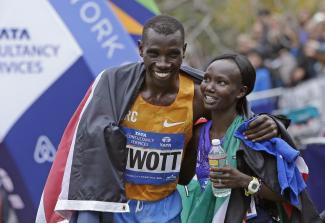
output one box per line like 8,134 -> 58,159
178,84 -> 204,185
178,125 -> 200,185
244,114 -> 291,142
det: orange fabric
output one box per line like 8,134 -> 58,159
122,73 -> 194,201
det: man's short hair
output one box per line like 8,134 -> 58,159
142,15 -> 185,43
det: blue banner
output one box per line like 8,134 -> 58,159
49,0 -> 140,75
0,0 -> 141,222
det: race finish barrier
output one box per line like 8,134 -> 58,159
0,0 -> 158,221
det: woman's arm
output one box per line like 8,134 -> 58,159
209,167 -> 284,202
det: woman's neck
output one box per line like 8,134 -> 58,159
209,109 -> 238,139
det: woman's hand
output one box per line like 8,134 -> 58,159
244,114 -> 278,141
209,166 -> 251,189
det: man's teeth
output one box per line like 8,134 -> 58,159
205,96 -> 216,103
155,72 -> 169,78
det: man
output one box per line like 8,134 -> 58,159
36,15 -> 285,223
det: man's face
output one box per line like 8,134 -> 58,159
139,28 -> 186,85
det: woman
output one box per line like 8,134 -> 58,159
179,53 -> 320,223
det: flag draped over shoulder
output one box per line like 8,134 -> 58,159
235,119 -> 307,207
234,119 -> 320,223
36,62 -> 204,223
37,78 -> 99,223
36,63 -> 146,222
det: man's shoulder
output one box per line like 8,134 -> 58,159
101,62 -> 144,76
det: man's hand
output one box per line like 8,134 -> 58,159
244,114 -> 278,141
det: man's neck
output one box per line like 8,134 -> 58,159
140,74 -> 180,106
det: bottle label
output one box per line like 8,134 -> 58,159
208,156 -> 227,167
209,159 -> 219,166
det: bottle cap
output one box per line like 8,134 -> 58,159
211,139 -> 221,146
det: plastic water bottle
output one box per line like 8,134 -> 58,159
208,138 -> 231,197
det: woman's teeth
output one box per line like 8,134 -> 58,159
205,95 -> 216,103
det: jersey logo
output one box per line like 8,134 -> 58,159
163,120 -> 185,128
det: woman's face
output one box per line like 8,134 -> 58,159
200,59 -> 247,112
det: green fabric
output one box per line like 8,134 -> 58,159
178,116 -> 244,223
178,181 -> 217,223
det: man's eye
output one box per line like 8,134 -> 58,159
169,53 -> 179,59
147,52 -> 158,57
218,81 -> 226,86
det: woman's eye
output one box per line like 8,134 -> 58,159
203,77 -> 209,82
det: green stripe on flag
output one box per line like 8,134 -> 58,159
136,0 -> 160,14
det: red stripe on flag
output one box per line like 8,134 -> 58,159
302,173 -> 309,182
43,85 -> 93,223
283,202 -> 293,219
282,156 -> 309,220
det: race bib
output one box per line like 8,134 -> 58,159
122,127 -> 184,185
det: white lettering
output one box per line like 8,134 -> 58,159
160,143 -> 172,148
135,131 -> 146,137
0,169 -> 13,192
130,140 -> 148,147
101,34 -> 124,58
80,1 -> 101,24
0,168 -> 25,209
72,0 -> 126,58
127,134 -> 153,143
130,111 -> 137,122
91,18 -> 113,42
124,111 -> 137,123
70,0 -> 80,4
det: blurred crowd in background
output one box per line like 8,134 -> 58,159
156,0 -> 325,145
232,7 -> 325,214
238,8 -> 325,88
234,7 -> 325,144
2,2 -> 325,221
